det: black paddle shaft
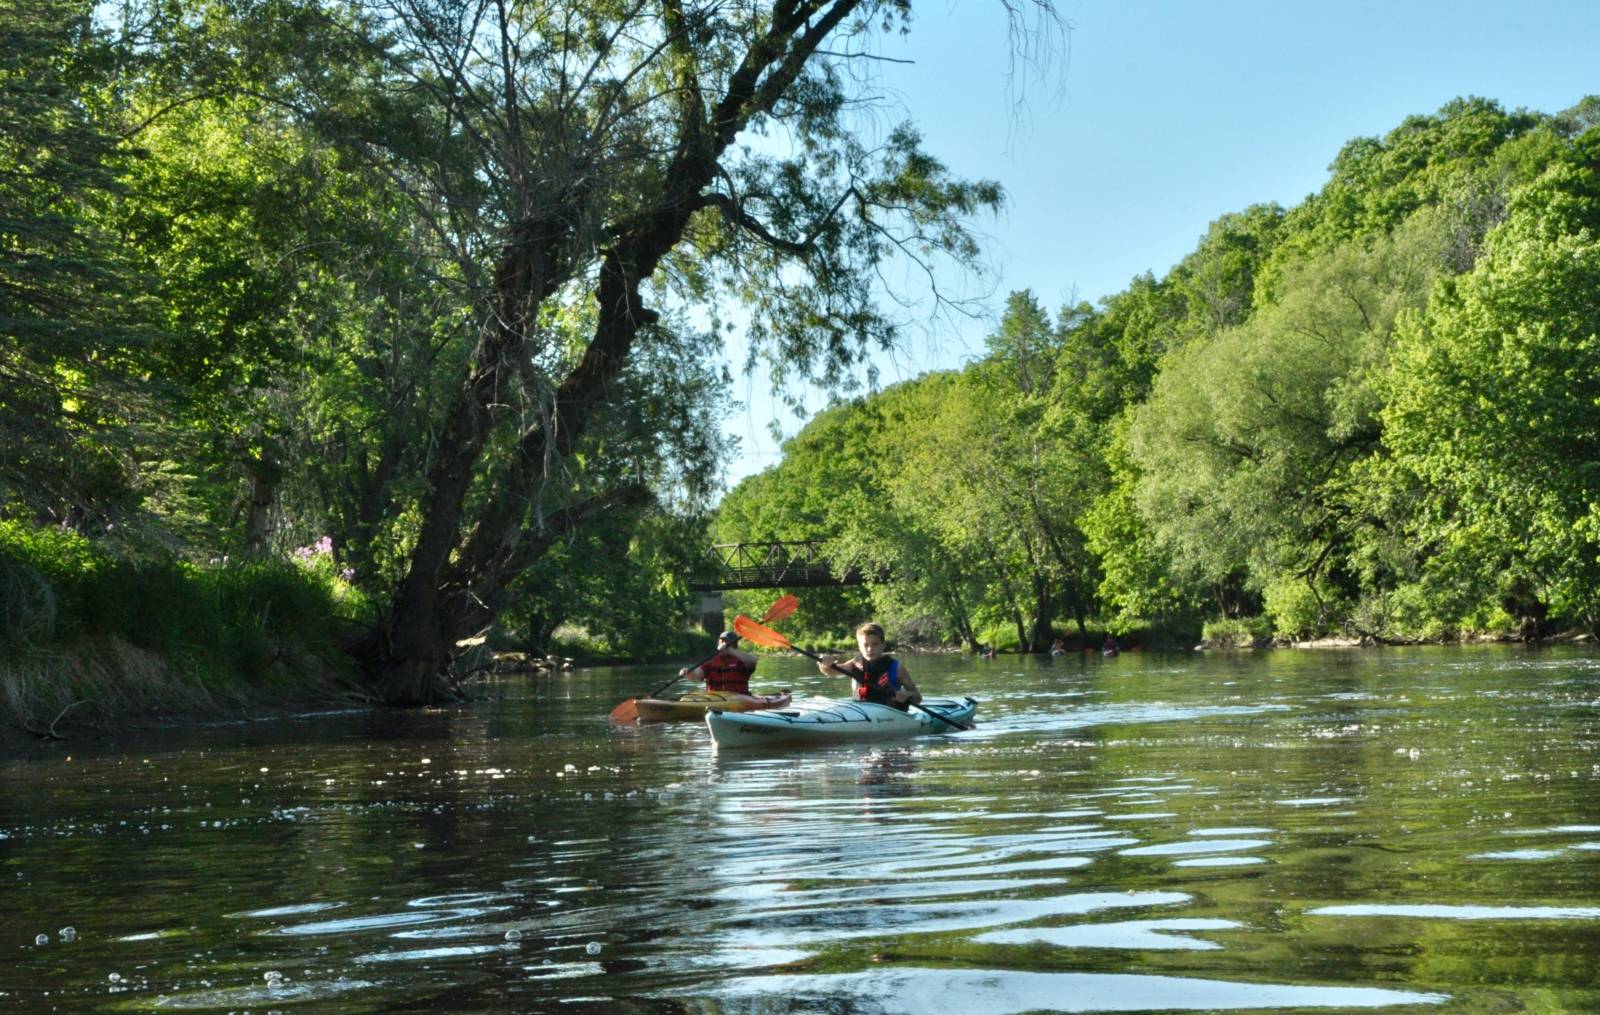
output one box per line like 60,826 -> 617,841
635,648 -> 719,702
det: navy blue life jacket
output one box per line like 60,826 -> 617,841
851,655 -> 903,708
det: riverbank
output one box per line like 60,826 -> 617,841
0,631 -> 371,758
10,627 -> 1596,760
1213,630 -> 1596,650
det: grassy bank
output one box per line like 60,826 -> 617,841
2,522 -> 371,741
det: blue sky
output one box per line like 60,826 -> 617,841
718,0 -> 1600,488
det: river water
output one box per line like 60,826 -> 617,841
4,645 -> 1600,1012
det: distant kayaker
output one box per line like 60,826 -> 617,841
680,630 -> 758,694
1102,633 -> 1119,657
818,622 -> 923,711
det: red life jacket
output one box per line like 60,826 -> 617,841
849,656 -> 903,707
701,652 -> 753,693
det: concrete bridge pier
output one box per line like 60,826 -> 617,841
698,591 -> 724,636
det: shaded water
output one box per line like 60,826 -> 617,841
5,645 -> 1600,1012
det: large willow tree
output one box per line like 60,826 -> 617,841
155,0 -> 1048,701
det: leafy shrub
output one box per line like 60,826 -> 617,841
1264,577 -> 1349,641
1200,615 -> 1274,648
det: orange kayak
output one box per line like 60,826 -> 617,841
635,689 -> 792,723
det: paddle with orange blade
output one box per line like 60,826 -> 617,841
732,614 -> 972,731
608,594 -> 798,722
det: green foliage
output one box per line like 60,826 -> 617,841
1262,575 -> 1349,641
505,506 -> 713,661
1199,615 -> 1273,648
1127,212 -> 1452,622
0,0 -> 154,523
1276,97 -> 1546,258
1081,416 -> 1200,630
1382,138 -> 1600,634
0,519 -> 364,689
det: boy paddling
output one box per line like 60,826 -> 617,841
818,622 -> 922,711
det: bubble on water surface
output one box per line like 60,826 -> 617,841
505,929 -> 522,942
34,934 -> 48,946
108,973 -> 122,984
585,941 -> 602,955
59,927 -> 76,941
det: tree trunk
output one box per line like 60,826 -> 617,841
1029,576 -> 1052,654
241,451 -> 282,555
941,585 -> 978,654
377,211 -> 574,703
367,0 -> 870,703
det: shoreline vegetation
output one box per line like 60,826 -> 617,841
4,471 -> 1592,753
5,625 -> 1590,759
5,535 -> 1589,759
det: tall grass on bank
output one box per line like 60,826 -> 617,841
1,521 -> 372,735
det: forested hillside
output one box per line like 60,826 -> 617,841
716,96 -> 1600,650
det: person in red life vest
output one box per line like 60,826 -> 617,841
680,630 -> 758,694
817,622 -> 922,711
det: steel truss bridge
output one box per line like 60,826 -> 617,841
689,540 -> 867,591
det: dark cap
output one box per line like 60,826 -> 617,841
719,630 -> 738,642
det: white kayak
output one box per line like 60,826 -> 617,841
705,695 -> 977,749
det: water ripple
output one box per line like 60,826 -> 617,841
274,907 -> 488,935
1310,904 -> 1600,920
688,968 -> 1448,1012
719,890 -> 1193,946
972,917 -> 1243,950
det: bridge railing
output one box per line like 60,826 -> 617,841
689,540 -> 865,590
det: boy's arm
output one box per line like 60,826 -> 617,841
816,655 -> 857,677
895,667 -> 922,705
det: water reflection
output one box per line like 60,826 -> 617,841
5,645 -> 1600,1010
694,968 -> 1449,1012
